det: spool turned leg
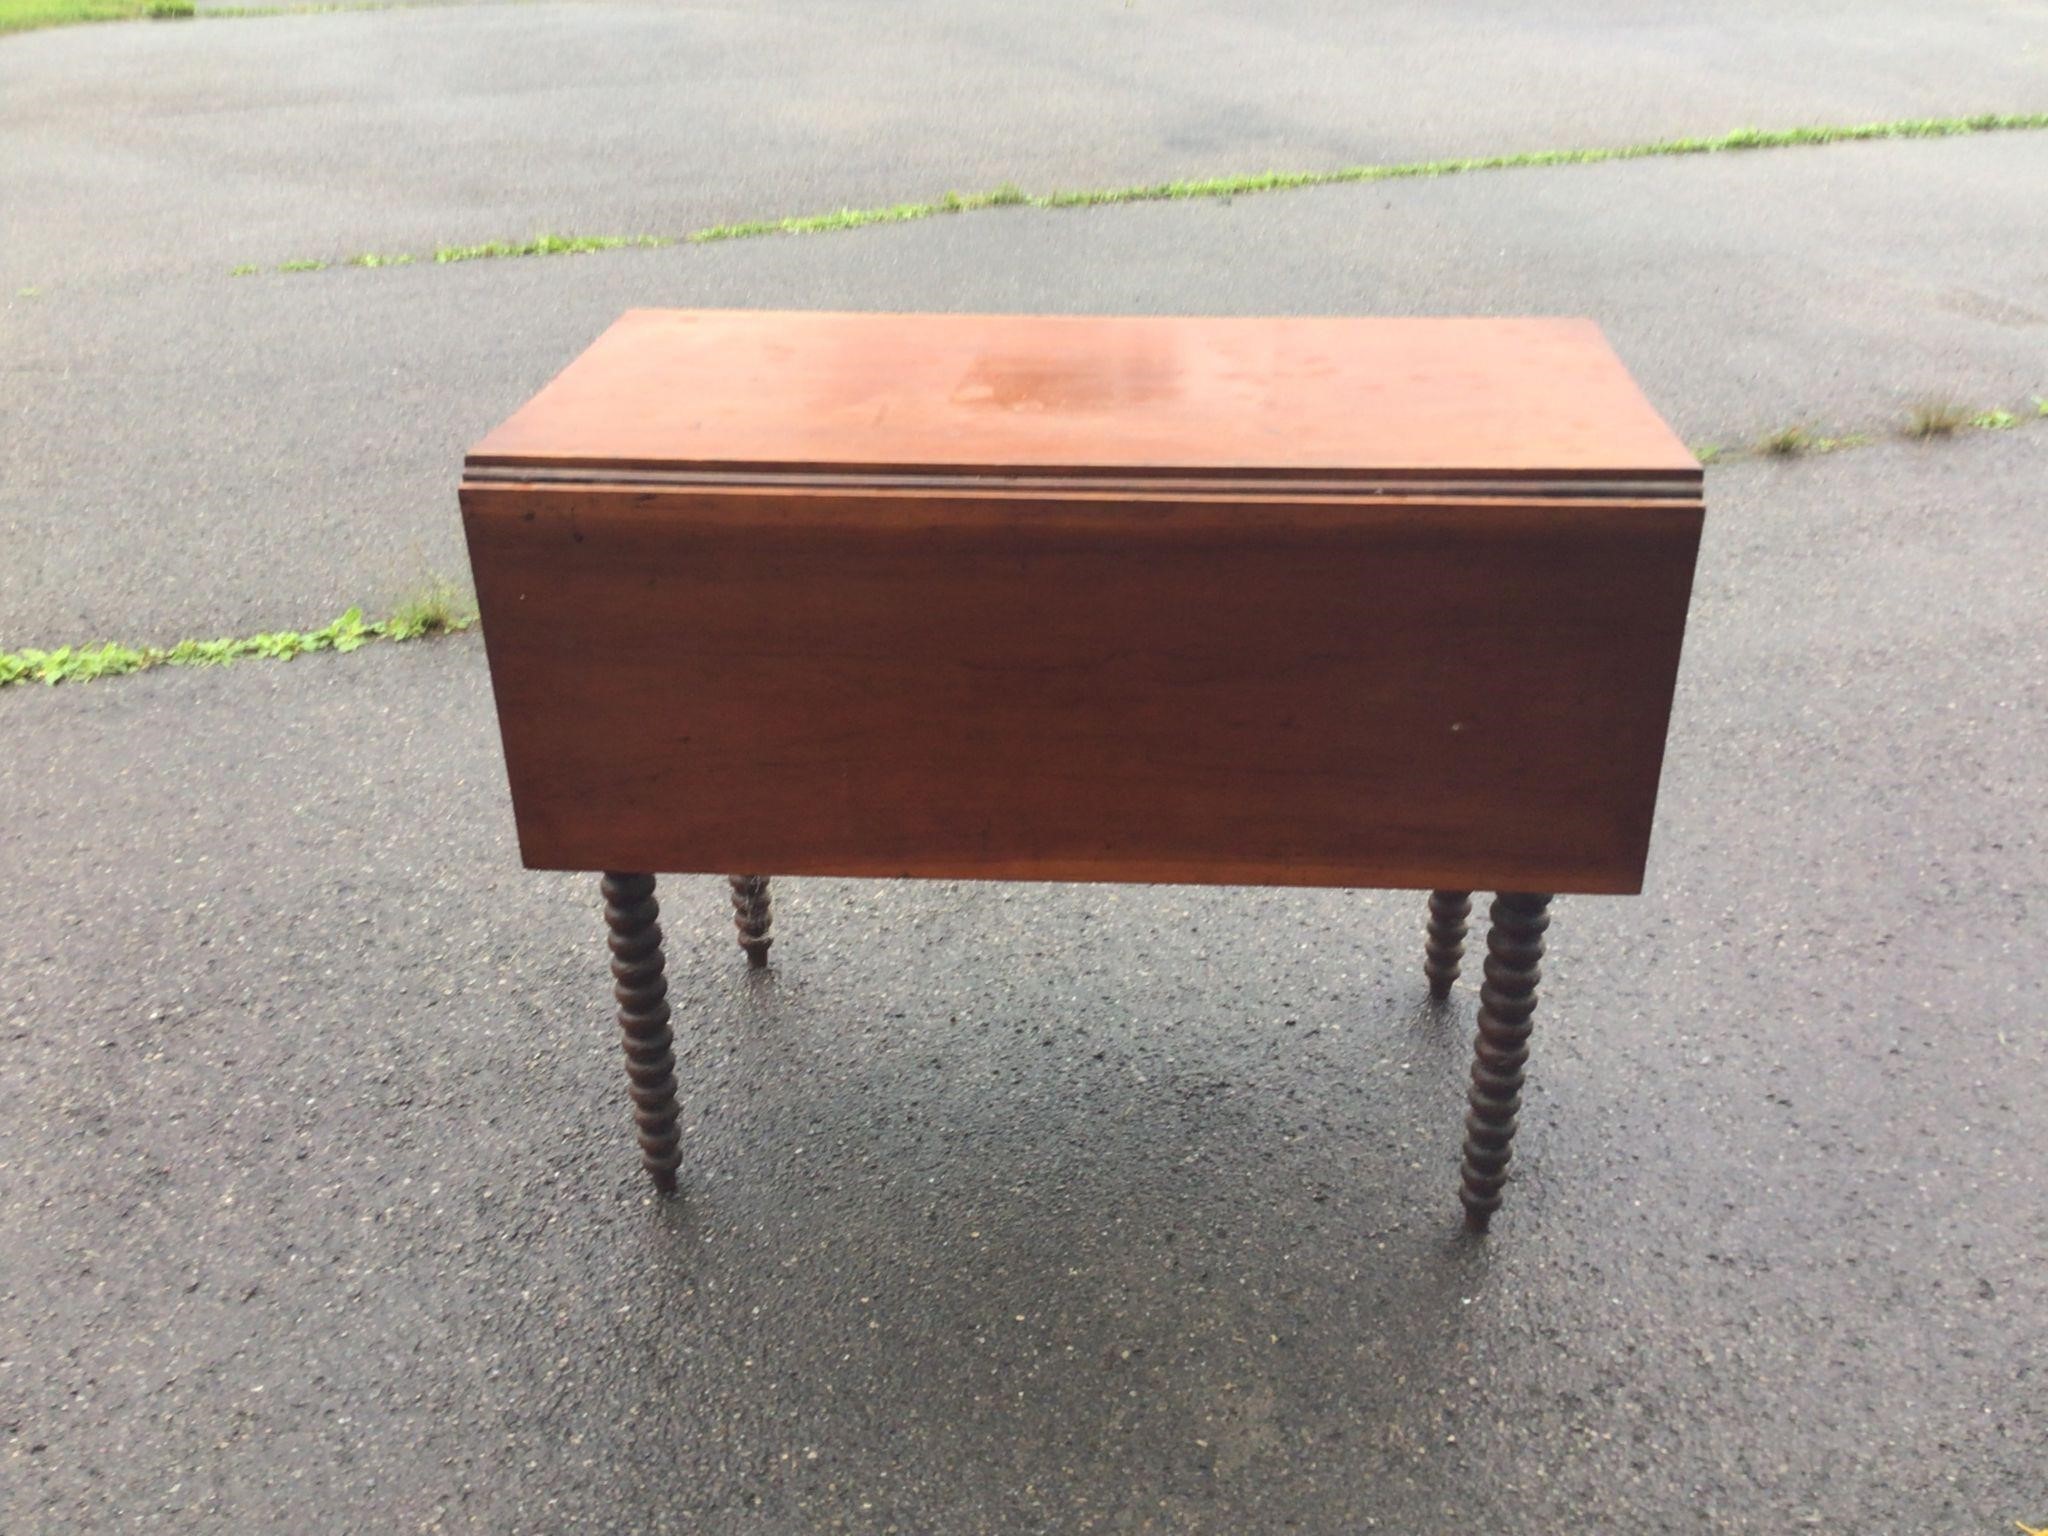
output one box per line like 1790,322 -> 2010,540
728,875 -> 772,969
1457,892 -> 1552,1232
601,872 -> 681,1194
1423,889 -> 1472,999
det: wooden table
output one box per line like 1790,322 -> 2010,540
460,309 -> 1703,1231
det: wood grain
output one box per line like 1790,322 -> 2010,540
461,483 -> 1702,893
465,310 -> 1699,486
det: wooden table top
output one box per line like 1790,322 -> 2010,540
463,308 -> 1702,890
466,309 -> 1698,490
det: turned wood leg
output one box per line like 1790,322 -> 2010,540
601,872 -> 681,1193
1423,889 -> 1472,999
728,874 -> 772,969
1457,892 -> 1552,1232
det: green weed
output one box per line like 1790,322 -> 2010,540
382,573 -> 475,640
1704,396 -> 2042,467
1,594 -> 473,691
0,0 -> 174,30
432,233 -> 664,264
1905,398 -> 1970,439
0,0 -> 450,27
240,111 -> 2048,274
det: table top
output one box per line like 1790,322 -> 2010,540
465,309 -> 1698,491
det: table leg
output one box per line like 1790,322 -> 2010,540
1423,889 -> 1472,999
601,872 -> 681,1194
728,875 -> 773,969
1457,892 -> 1552,1232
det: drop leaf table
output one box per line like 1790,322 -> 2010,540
459,309 -> 1703,1231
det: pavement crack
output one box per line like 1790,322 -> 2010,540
234,111 -> 2048,278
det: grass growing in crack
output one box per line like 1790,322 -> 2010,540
242,111 -> 2048,275
1700,398 -> 2041,467
382,573 -> 474,640
1905,398 -> 1971,439
1,0 -> 426,31
0,0 -> 181,30
431,232 -> 665,265
0,582 -> 477,690
1753,424 -> 1874,458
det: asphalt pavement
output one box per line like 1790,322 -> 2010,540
1,4 -> 2043,1532
5,0 -> 2045,284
